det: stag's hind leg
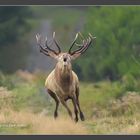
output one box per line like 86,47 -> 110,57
60,99 -> 73,120
75,87 -> 85,121
47,89 -> 59,119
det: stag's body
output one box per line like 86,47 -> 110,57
36,32 -> 95,122
45,65 -> 79,100
45,53 -> 82,122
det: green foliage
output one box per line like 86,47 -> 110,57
79,81 -> 125,118
0,71 -> 140,134
1,70 -> 139,119
80,80 -> 140,118
0,71 -> 51,113
74,6 -> 140,81
0,6 -> 33,73
11,79 -> 51,113
122,74 -> 140,92
0,6 -> 32,46
107,92 -> 140,117
0,71 -> 22,89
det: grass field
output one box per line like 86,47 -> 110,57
0,70 -> 140,134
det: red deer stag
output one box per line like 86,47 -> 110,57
36,32 -> 96,122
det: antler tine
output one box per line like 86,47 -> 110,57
70,33 -> 95,55
76,32 -> 89,47
75,43 -> 83,47
79,37 -> 92,54
53,32 -> 61,53
71,37 -> 90,55
78,32 -> 84,39
74,32 -> 85,47
88,33 -> 96,40
68,33 -> 79,54
36,34 -> 49,56
79,32 -> 86,44
45,36 -> 58,55
36,33 -> 40,43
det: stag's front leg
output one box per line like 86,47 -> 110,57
47,89 -> 59,118
71,96 -> 79,122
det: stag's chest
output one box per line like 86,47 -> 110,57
56,75 -> 76,100
57,74 -> 73,92
45,70 -> 74,94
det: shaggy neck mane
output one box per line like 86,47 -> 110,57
55,64 -> 73,88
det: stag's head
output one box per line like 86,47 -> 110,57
36,32 -> 96,69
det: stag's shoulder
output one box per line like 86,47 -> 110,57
45,69 -> 56,88
72,71 -> 79,84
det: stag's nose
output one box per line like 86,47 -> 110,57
63,58 -> 67,62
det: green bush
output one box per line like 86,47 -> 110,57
122,74 -> 136,91
0,71 -> 22,90
74,6 -> 140,81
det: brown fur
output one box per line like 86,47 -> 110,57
36,32 -> 94,122
45,54 -> 85,122
55,64 -> 73,93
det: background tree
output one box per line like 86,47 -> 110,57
74,6 -> 140,81
0,6 -> 32,73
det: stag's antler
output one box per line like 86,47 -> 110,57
53,32 -> 61,53
36,34 -> 50,56
68,32 -> 96,55
36,32 -> 61,57
68,33 -> 79,54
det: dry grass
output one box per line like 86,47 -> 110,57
15,70 -> 36,83
85,113 -> 140,134
1,72 -> 140,134
1,108 -> 140,135
0,109 -> 89,134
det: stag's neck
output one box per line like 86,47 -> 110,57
55,63 -> 73,86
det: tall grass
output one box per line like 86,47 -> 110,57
0,70 -> 140,134
0,109 -> 88,134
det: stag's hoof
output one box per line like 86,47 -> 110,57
80,112 -> 85,121
54,112 -> 58,119
74,117 -> 78,123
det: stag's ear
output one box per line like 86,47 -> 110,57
71,53 -> 81,60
